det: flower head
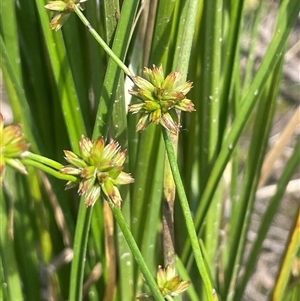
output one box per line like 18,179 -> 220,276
129,65 -> 195,134
157,265 -> 190,297
60,135 -> 134,207
0,114 -> 29,185
137,265 -> 190,300
45,0 -> 87,31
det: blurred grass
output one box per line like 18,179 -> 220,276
1,0 -> 299,300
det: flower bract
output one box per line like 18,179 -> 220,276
60,135 -> 134,207
129,65 -> 195,134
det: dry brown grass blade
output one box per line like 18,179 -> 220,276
83,262 -> 103,296
103,201 -> 117,301
259,107 -> 300,187
41,172 -> 72,247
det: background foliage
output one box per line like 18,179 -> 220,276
1,0 -> 299,300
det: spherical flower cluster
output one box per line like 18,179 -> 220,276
60,135 -> 134,207
137,265 -> 190,300
129,65 -> 195,134
45,0 -> 87,31
0,114 -> 29,185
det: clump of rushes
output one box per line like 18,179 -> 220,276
137,265 -> 190,300
129,65 -> 195,134
0,114 -> 29,185
45,0 -> 87,31
60,135 -> 134,207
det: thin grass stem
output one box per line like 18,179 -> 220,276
69,203 -> 93,301
107,199 -> 165,301
22,151 -> 63,170
162,128 -> 215,301
21,158 -> 78,182
74,5 -> 133,78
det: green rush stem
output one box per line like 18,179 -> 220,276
21,158 -> 78,182
107,199 -> 165,301
74,5 -> 133,78
162,128 -> 214,301
69,203 -> 93,301
22,151 -> 63,169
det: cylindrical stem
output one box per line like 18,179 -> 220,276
162,128 -> 215,301
74,5 -> 133,78
107,200 -> 165,301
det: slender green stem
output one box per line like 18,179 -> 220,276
74,5 -> 133,78
107,199 -> 165,301
21,158 -> 77,182
69,203 -> 93,301
162,128 -> 214,301
22,151 -> 63,170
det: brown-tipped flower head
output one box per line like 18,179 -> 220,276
0,114 -> 29,185
129,65 -> 195,134
45,0 -> 87,31
60,135 -> 134,207
137,265 -> 190,300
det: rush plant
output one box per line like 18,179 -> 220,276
1,0 -> 299,301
